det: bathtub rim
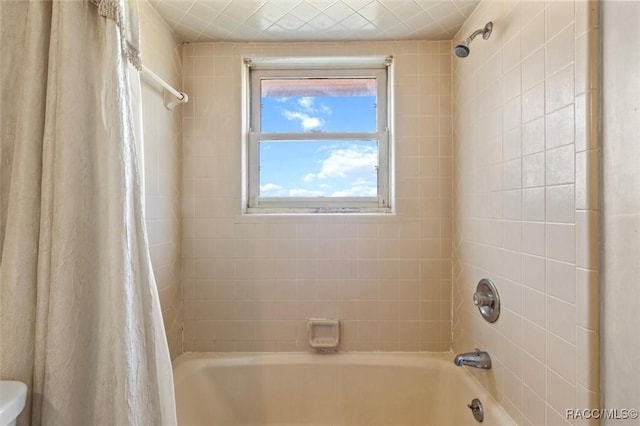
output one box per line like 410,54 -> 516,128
173,350 -> 457,370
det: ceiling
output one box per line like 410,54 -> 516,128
149,0 -> 480,43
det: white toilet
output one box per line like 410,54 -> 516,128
0,381 -> 27,426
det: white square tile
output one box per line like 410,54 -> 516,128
546,223 -> 576,264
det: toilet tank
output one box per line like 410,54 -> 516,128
0,381 -> 27,426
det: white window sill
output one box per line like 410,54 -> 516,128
244,207 -> 393,215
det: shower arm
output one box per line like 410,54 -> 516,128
466,21 -> 493,43
466,28 -> 485,43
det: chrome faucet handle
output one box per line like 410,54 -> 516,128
473,292 -> 494,307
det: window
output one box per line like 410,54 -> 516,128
244,57 -> 393,214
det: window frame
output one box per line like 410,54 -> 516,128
244,57 -> 393,214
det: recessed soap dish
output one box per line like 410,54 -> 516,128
307,319 -> 340,352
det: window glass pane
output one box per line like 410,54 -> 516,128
259,140 -> 378,198
260,78 -> 377,133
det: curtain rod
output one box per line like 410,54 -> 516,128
141,64 -> 188,111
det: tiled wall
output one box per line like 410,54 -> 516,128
182,40 -> 453,352
139,1 -> 183,360
451,1 -> 599,424
601,1 -> 640,422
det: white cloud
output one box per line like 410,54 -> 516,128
294,97 -> 332,115
301,117 -> 323,131
288,188 -> 325,197
314,145 -> 377,180
260,183 -> 285,195
301,145 -> 378,197
319,104 -> 332,115
282,110 -> 323,131
279,97 -> 332,131
331,177 -> 377,196
298,97 -> 314,110
331,185 -> 377,197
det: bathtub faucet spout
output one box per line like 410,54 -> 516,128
454,349 -> 492,369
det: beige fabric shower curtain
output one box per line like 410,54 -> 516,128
0,1 -> 177,425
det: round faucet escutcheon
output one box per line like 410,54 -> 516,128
474,278 -> 500,323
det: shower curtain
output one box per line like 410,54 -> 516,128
0,1 -> 177,425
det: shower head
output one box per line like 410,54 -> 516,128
453,21 -> 493,58
453,42 -> 470,58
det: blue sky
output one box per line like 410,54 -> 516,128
259,91 -> 379,198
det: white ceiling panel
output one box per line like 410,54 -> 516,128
148,0 -> 480,42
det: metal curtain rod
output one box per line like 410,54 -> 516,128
140,64 -> 188,111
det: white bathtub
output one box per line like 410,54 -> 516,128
173,352 -> 516,426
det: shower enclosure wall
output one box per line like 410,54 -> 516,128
180,39 -> 454,353
139,1 -> 184,360
452,1 -> 599,423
